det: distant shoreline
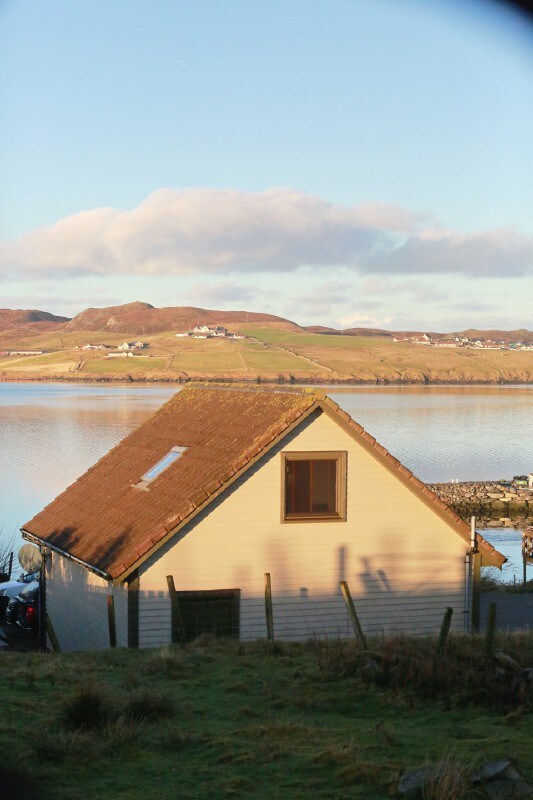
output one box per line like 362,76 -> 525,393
1,373 -> 533,386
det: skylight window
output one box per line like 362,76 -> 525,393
141,446 -> 187,484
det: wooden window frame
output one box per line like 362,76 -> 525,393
281,451 -> 347,523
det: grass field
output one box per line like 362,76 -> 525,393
2,634 -> 533,800
85,357 -> 168,374
1,324 -> 531,382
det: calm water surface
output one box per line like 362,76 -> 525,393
1,382 -> 531,578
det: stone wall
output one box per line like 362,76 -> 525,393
428,482 -> 532,528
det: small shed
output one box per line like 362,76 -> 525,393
22,386 -> 504,652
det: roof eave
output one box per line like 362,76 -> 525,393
21,528 -> 112,581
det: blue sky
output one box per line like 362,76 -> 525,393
1,0 -> 532,330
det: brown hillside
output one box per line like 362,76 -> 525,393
64,302 -> 302,334
452,328 -> 533,344
0,309 -> 70,332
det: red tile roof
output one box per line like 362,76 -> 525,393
22,385 -> 505,580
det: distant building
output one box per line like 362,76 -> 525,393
434,340 -> 461,348
118,342 -> 147,350
107,351 -> 143,358
6,350 -> 48,356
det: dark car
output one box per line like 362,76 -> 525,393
0,572 -> 39,617
5,580 -> 39,632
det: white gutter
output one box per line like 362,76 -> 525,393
20,529 -> 111,582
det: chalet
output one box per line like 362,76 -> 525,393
21,386 -> 504,653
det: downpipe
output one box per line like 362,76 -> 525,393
463,516 -> 478,634
464,553 -> 471,634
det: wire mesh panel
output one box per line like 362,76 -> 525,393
176,589 -> 240,641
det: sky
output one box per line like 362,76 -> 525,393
1,0 -> 532,331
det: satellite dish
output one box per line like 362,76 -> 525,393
18,544 -> 42,573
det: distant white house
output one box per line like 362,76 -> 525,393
81,343 -> 109,351
118,341 -> 147,350
191,325 -> 228,338
6,350 -> 48,356
434,340 -> 461,348
107,351 -> 143,359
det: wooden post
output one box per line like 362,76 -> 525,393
7,552 -> 13,580
472,553 -> 481,633
166,575 -> 186,644
107,595 -> 117,648
264,573 -> 274,644
127,570 -> 139,648
45,616 -> 61,653
437,607 -> 453,653
339,581 -> 367,650
485,602 -> 497,663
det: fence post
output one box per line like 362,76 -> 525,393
107,595 -> 117,648
485,602 -> 497,663
264,573 -> 274,644
45,616 -> 61,653
437,607 -> 453,654
166,575 -> 186,644
339,581 -> 367,650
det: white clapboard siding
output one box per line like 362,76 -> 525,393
46,553 -> 126,652
138,412 -> 468,648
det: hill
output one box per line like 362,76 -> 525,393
0,309 -> 69,332
64,301 -> 302,334
0,303 -> 531,384
305,325 -> 393,337
452,328 -> 533,344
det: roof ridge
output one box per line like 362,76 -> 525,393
187,382 -> 323,397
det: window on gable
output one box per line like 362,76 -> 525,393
282,451 -> 347,521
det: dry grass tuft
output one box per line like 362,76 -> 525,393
420,758 -> 474,800
144,645 -> 187,678
61,682 -> 112,730
123,686 -> 175,722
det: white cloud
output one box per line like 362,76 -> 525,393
185,281 -> 256,306
1,187 -> 532,280
362,226 -> 533,277
360,277 -> 449,303
337,312 -> 398,328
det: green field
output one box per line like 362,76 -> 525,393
85,357 -> 168,374
242,349 -> 315,371
2,634 -> 532,800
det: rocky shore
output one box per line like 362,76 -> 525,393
429,481 -> 532,527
